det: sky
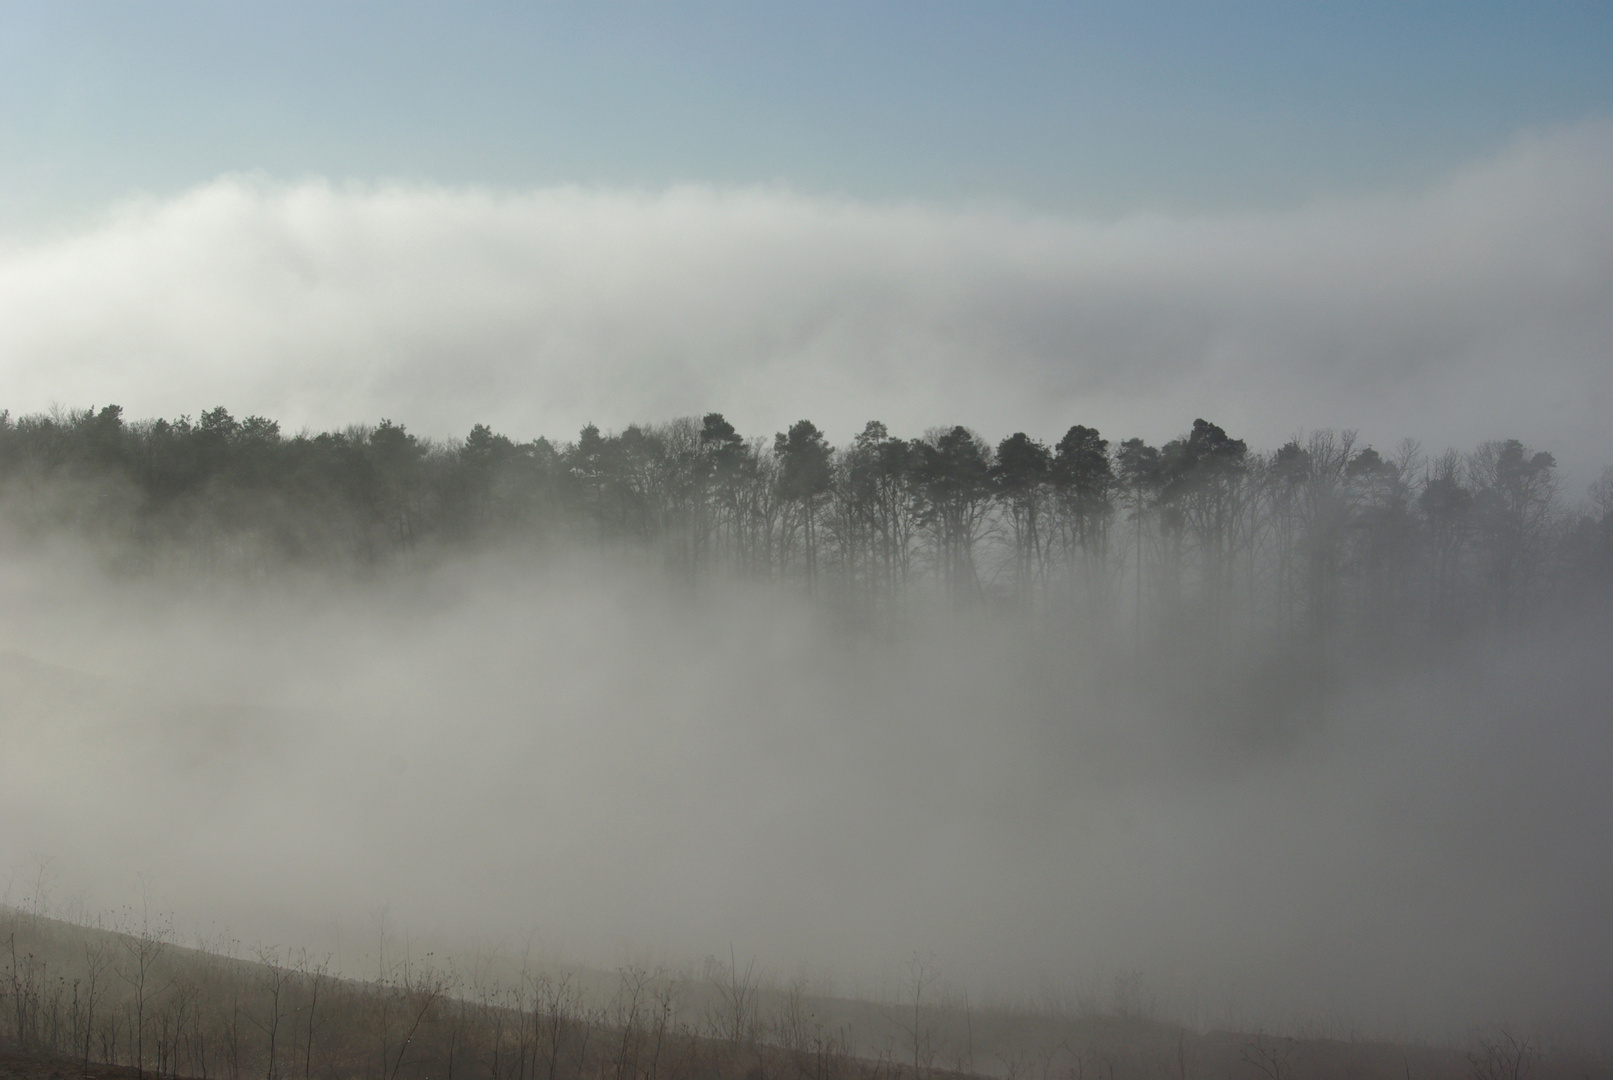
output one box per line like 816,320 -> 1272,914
5,3 -> 1613,220
9,2 -> 1613,219
1,3 -> 1611,480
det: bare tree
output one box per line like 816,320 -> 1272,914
1240,1034 -> 1291,1080
249,947 -> 290,1080
896,954 -> 938,1076
117,906 -> 172,1079
80,938 -> 114,1072
294,951 -> 331,1080
703,948 -> 760,1047
384,957 -> 447,1080
1469,1032 -> 1536,1080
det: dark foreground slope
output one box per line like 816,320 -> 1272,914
0,1046 -> 152,1080
2,910 -> 1608,1080
0,909 -> 964,1080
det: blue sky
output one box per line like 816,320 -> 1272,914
4,2 -> 1612,222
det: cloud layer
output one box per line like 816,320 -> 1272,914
1,122 -> 1610,476
3,117 -> 1613,483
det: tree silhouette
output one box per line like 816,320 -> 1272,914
774,420 -> 833,584
1114,438 -> 1162,651
1159,419 -> 1247,618
0,400 -> 1602,641
914,427 -> 993,602
1051,424 -> 1114,592
1420,449 -> 1474,626
991,432 -> 1051,603
1469,439 -> 1559,620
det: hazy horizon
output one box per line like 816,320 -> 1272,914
1,118 -> 1611,491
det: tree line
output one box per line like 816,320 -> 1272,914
2,405 -> 1610,639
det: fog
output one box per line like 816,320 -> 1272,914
2,541 -> 1609,1044
1,119 -> 1611,486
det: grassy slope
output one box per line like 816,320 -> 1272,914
3,910 -> 1605,1080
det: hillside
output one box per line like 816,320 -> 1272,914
2,909 -> 1604,1080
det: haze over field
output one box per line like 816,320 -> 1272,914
2,3 -> 1612,1067
3,548 -> 1611,1040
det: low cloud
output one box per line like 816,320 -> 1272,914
0,121 -> 1610,482
2,551 -> 1610,1040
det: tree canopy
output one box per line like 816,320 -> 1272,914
1,404 -> 1606,640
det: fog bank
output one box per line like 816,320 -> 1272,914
1,547 -> 1609,1042
0,120 -> 1611,486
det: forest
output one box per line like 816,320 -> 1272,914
1,405 -> 1608,643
